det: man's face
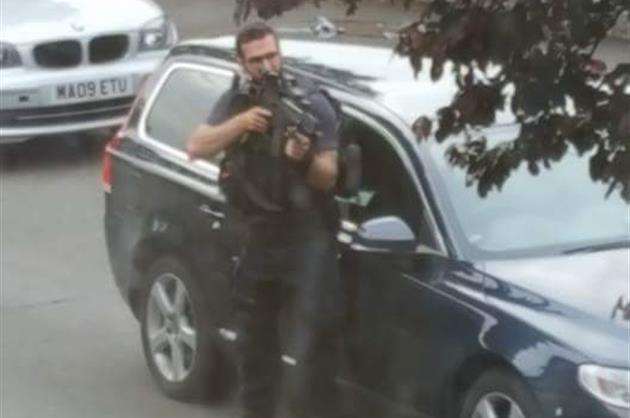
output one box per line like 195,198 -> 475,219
238,34 -> 282,81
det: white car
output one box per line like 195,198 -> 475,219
0,0 -> 177,143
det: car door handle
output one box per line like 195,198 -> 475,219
199,204 -> 225,219
136,145 -> 159,163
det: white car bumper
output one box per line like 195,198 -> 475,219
0,50 -> 167,143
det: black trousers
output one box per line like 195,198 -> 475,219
233,218 -> 342,418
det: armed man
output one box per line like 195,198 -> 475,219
187,22 -> 343,418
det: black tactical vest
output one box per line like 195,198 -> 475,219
218,76 -> 341,228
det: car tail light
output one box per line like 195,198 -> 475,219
102,131 -> 122,193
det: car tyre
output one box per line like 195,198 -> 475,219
140,256 -> 228,402
458,369 -> 543,418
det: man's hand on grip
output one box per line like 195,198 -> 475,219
238,106 -> 272,134
284,127 -> 312,162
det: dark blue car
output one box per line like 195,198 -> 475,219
104,36 -> 629,418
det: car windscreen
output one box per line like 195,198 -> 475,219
424,127 -> 628,258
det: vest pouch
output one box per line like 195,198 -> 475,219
219,152 -> 250,212
219,150 -> 286,214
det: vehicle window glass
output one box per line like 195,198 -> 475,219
426,130 -> 628,257
343,117 -> 436,248
145,67 -> 232,162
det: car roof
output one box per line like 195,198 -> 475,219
172,36 -> 467,126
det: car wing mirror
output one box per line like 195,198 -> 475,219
356,216 -> 416,252
338,216 -> 443,256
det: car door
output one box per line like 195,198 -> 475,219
338,113 -> 486,416
132,61 -> 239,326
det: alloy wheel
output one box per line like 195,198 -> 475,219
146,273 -> 197,382
470,392 -> 526,418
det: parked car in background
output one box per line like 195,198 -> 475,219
0,0 -> 177,144
103,36 -> 629,418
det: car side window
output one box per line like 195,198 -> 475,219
144,66 -> 232,162
343,117 -> 437,248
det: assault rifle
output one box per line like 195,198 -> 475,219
245,70 -> 323,206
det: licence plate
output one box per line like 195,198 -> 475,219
52,76 -> 133,104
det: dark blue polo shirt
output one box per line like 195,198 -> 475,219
207,75 -> 339,220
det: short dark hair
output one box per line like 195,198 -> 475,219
235,22 -> 278,57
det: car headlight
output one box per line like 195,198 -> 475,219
0,42 -> 22,68
139,17 -> 177,51
579,365 -> 630,409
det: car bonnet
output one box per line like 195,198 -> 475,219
482,248 -> 630,329
1,0 -> 163,45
